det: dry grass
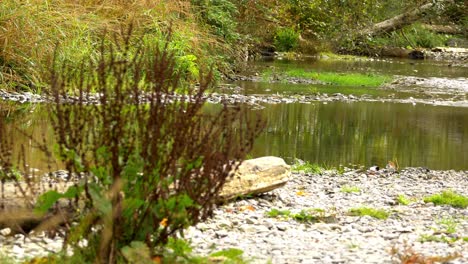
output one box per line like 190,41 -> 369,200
0,0 -> 211,91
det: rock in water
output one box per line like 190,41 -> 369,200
220,156 -> 290,201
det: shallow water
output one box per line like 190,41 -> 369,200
2,100 -> 467,172
249,101 -> 468,170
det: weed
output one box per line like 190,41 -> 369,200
348,207 -> 389,220
266,208 -> 337,224
396,194 -> 411,205
419,234 -> 458,244
266,208 -> 291,218
340,185 -> 361,193
291,210 -> 319,223
437,217 -> 458,234
292,161 -> 323,174
423,190 -> 468,208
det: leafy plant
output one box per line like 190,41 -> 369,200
423,190 -> 468,209
348,207 -> 389,220
274,27 -> 300,52
36,28 -> 263,263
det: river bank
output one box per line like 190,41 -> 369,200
186,167 -> 468,263
2,74 -> 468,108
1,166 -> 467,263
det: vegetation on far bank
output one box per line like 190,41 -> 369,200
1,0 -> 466,92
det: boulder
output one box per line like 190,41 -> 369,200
220,156 -> 291,201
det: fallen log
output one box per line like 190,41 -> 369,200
359,2 -> 438,37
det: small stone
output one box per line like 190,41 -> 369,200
0,228 -> 11,236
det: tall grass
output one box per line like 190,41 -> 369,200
0,0 -> 213,92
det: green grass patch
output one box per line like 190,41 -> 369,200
266,208 -> 337,223
423,190 -> 468,209
340,185 -> 361,193
396,194 -> 411,205
284,69 -> 391,87
348,207 -> 389,220
437,217 -> 458,234
266,208 -> 291,218
292,161 -> 324,174
419,234 -> 459,244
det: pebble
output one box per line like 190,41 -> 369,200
0,171 -> 467,262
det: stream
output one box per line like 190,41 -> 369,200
1,56 -> 467,171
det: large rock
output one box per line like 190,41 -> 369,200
220,156 -> 290,201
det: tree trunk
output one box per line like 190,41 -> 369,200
420,23 -> 463,34
359,2 -> 437,36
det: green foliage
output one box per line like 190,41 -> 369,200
423,190 -> 468,209
121,241 -> 153,264
266,208 -> 291,218
291,210 -> 319,223
210,248 -> 245,263
274,27 -> 300,52
192,0 -> 239,42
266,208 -> 337,224
348,207 -> 389,220
396,194 -> 411,205
437,217 -> 458,234
340,185 -> 361,194
368,23 -> 450,49
292,161 -> 323,174
419,234 -> 459,244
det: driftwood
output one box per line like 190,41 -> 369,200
0,157 -> 290,232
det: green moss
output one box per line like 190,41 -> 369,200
424,190 -> 468,209
348,207 -> 389,220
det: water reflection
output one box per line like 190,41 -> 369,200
250,101 -> 468,170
